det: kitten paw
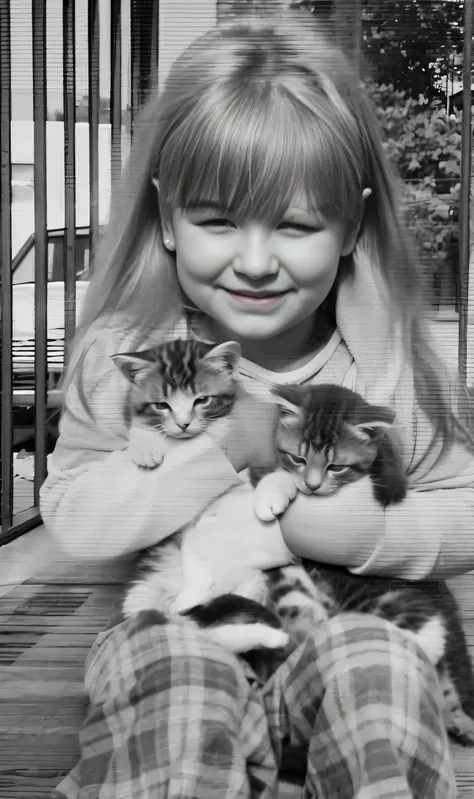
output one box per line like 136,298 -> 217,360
128,427 -> 167,469
254,471 -> 298,521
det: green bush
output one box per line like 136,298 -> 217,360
366,82 -> 461,296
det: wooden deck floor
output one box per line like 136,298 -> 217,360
1,546 -> 474,797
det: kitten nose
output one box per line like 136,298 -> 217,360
304,470 -> 322,491
177,421 -> 190,430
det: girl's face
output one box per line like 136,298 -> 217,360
165,198 -> 358,343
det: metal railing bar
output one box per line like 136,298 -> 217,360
88,0 -> 100,259
63,0 -> 77,358
457,0 -> 472,386
32,0 -> 48,503
0,508 -> 43,547
110,0 -> 122,190
0,0 -> 13,533
150,0 -> 159,96
130,0 -> 141,137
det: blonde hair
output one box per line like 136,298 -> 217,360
65,11 -> 472,450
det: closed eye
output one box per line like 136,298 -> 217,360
327,464 -> 348,473
194,395 -> 213,407
277,223 -> 321,235
150,401 -> 170,411
198,218 -> 235,230
279,450 -> 307,466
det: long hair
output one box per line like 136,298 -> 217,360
64,10 -> 472,451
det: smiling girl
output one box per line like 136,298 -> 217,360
43,12 -> 474,799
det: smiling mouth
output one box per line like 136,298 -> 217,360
222,288 -> 291,300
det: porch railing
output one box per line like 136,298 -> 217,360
0,0 -> 160,543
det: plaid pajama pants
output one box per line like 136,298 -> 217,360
52,610 -> 456,799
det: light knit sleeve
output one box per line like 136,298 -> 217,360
39,327 -> 242,559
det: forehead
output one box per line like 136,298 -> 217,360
159,83 -> 364,227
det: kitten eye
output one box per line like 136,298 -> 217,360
193,395 -> 213,407
150,401 -> 170,411
327,464 -> 348,473
285,453 -> 307,466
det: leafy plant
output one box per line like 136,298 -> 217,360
366,82 -> 462,303
296,0 -> 464,99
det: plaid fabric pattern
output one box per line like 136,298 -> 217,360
51,610 -> 456,799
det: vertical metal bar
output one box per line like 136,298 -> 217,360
63,0 -> 77,356
458,0 -> 472,386
130,0 -> 141,137
150,0 -> 159,95
32,0 -> 48,503
130,0 -> 160,139
110,0 -> 122,189
0,0 -> 13,533
88,0 -> 100,257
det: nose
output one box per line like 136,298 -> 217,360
176,421 -> 190,430
233,226 -> 278,280
304,469 -> 323,492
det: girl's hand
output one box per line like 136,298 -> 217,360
206,390 -> 278,472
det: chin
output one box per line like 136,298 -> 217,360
219,316 -> 296,341
167,430 -> 198,440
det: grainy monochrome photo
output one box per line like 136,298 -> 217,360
1,0 -> 473,796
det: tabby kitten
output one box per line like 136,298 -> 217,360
111,338 -> 241,467
113,338 -> 291,655
250,383 -> 474,746
251,382 -> 407,522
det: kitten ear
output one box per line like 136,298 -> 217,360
202,341 -> 241,373
271,386 -> 303,423
352,404 -> 396,439
111,351 -> 154,383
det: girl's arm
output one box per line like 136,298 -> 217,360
39,328 -> 243,560
279,439 -> 474,580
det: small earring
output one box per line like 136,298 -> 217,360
164,237 -> 175,251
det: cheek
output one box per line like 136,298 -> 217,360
291,232 -> 342,289
174,225 -> 234,287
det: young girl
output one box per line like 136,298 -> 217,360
42,11 -> 474,799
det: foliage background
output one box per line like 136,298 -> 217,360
291,0 -> 468,309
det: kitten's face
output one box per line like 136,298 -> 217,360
112,339 -> 240,439
273,384 -> 395,496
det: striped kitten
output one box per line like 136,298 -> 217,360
250,383 -> 474,746
111,338 -> 241,467
113,338 -> 291,655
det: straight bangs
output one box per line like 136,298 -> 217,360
158,80 -> 366,227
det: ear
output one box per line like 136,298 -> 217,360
201,341 -> 241,373
340,187 -> 373,256
352,404 -> 396,439
111,351 -> 154,383
271,385 -> 304,423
